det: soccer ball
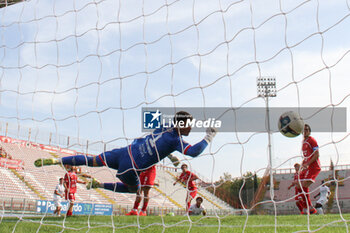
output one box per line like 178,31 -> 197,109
278,111 -> 304,137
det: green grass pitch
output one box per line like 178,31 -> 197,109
1,214 -> 350,233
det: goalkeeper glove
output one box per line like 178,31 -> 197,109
204,127 -> 217,143
167,154 -> 180,167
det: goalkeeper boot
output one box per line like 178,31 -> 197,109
86,178 -> 101,189
34,158 -> 59,167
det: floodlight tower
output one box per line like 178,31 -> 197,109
257,76 -> 276,193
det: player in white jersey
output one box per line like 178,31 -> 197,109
314,180 -> 331,215
53,178 -> 65,216
188,197 -> 206,216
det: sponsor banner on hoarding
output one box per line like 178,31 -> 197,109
0,136 -> 26,146
0,136 -> 77,155
0,157 -> 23,170
36,200 -> 113,216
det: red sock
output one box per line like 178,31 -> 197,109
301,187 -> 311,209
133,200 -> 140,210
296,187 -> 302,194
141,198 -> 149,212
296,201 -> 304,212
306,193 -> 312,207
187,201 -> 191,211
295,188 -> 304,208
67,209 -> 72,216
300,199 -> 306,209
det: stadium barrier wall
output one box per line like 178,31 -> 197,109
1,197 -> 234,216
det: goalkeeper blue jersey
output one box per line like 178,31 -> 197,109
61,125 -> 209,192
130,126 -> 208,169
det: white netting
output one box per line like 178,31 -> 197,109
1,0 -> 350,232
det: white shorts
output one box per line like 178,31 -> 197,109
316,198 -> 328,206
54,198 -> 62,207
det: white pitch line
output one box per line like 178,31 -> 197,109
2,219 -> 350,229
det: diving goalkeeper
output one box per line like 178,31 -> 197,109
35,111 -> 217,194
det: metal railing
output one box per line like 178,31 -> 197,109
274,164 -> 350,174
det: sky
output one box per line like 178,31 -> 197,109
1,0 -> 350,181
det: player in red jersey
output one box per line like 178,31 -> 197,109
288,163 -> 306,214
64,165 -> 86,217
126,165 -> 158,216
299,124 -> 321,214
173,164 -> 198,211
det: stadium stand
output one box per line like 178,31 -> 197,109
164,169 -> 235,214
260,166 -> 350,214
0,136 -> 233,215
0,167 -> 37,200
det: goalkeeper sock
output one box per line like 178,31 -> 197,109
62,155 -> 94,166
104,183 -> 139,193
104,183 -> 128,192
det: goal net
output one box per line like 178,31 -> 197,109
1,0 -> 350,232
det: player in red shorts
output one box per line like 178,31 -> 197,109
288,163 -> 305,214
173,164 -> 198,211
64,165 -> 86,217
126,165 -> 158,216
299,124 -> 321,214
